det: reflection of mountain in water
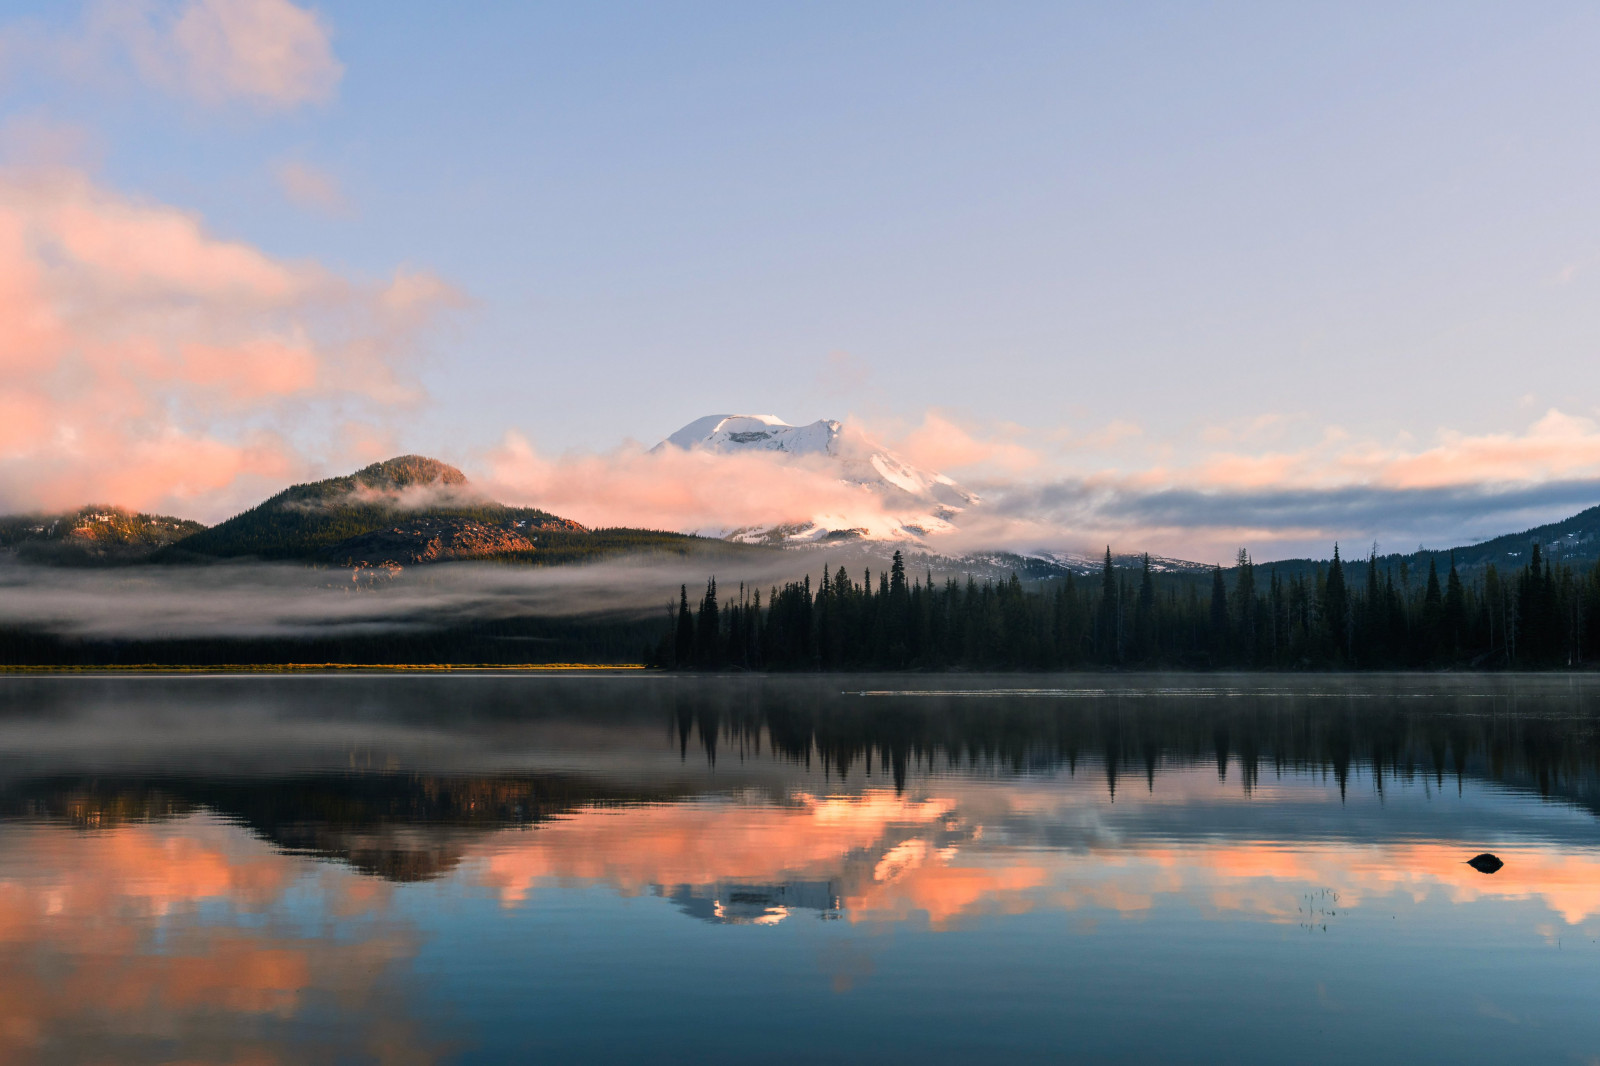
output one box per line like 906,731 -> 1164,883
3,677 -> 1600,891
662,881 -> 842,925
0,773 -> 692,881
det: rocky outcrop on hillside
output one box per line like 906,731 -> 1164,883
322,515 -> 585,566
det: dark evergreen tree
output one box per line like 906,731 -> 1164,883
1444,552 -> 1466,657
1420,558 -> 1443,663
1097,548 -> 1121,663
1232,548 -> 1256,664
1209,566 -> 1229,665
696,578 -> 721,668
1324,545 -> 1348,662
674,584 -> 694,667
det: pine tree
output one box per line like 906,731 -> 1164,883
1421,557 -> 1443,663
674,584 -> 694,668
1134,553 -> 1157,661
696,577 -> 720,668
1209,566 -> 1229,666
1325,545 -> 1348,662
1444,551 -> 1466,659
1097,548 -> 1120,663
1232,548 -> 1256,664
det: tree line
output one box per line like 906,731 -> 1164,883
657,543 -> 1600,670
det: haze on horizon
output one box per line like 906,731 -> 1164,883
3,0 -> 1600,563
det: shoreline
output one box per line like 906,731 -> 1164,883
0,663 -> 648,673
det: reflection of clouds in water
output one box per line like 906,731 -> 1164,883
451,776 -> 1600,934
0,816 -> 433,1065
8,771 -> 1600,1057
467,791 -> 962,906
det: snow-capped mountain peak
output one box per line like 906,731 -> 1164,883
656,414 -> 978,545
656,414 -> 841,457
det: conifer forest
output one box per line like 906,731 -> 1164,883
660,544 -> 1600,671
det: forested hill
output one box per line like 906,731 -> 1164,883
157,454 -> 709,565
0,507 -> 205,565
1244,502 -> 1600,583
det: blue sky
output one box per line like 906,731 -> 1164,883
4,1 -> 1600,558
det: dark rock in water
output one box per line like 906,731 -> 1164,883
1466,853 -> 1504,875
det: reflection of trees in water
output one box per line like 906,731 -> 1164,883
4,679 -> 1599,883
671,685 -> 1600,811
0,773 -> 693,881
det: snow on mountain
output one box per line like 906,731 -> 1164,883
1019,550 -> 1216,576
655,414 -> 979,545
659,414 -> 836,456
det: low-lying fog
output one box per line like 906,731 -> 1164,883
0,553 -> 841,640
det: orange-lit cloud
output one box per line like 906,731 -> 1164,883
86,0 -> 343,110
0,816 -> 425,1064
888,410 -> 1040,474
475,404 -> 1600,561
1178,409 -> 1600,492
0,164 -> 458,519
470,791 -> 957,906
274,158 -> 347,214
449,774 -> 1600,935
484,432 -> 956,539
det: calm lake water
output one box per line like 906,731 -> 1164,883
2,673 -> 1599,1064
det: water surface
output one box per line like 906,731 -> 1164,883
2,673 -> 1598,1064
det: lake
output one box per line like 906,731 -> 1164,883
1,673 -> 1598,1064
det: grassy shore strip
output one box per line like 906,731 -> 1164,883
0,663 -> 647,673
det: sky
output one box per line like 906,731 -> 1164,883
3,0 -> 1600,562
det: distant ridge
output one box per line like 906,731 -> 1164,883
0,506 -> 204,565
1241,502 -> 1600,580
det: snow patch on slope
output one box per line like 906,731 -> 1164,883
657,414 -> 979,545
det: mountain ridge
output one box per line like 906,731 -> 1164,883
1227,502 -> 1600,581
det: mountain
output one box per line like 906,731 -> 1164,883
656,414 -> 979,544
991,550 -> 1215,579
159,455 -> 586,564
2,455 -> 784,571
1239,502 -> 1600,582
0,506 -> 205,565
158,454 -> 739,567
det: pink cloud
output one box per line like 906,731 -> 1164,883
273,158 -> 346,214
1168,409 -> 1600,494
90,0 -> 343,110
887,410 -> 1039,474
483,433 -> 927,537
0,165 -> 456,519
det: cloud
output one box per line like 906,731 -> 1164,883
972,476 -> 1600,561
0,115 -> 103,170
469,406 -> 1600,564
932,408 -> 1600,560
484,432 -> 943,539
88,0 -> 343,110
0,817 -> 430,1064
815,350 -> 872,399
273,158 -> 346,214
887,410 -> 1039,474
0,164 -> 459,519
